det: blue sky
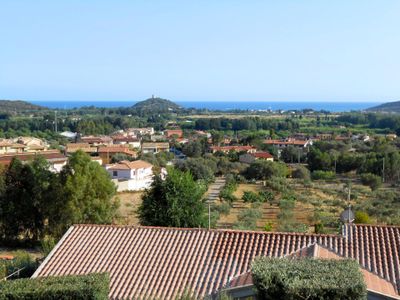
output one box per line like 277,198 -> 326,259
1,1 -> 400,102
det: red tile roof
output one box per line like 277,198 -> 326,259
33,226 -> 344,299
252,152 -> 273,159
112,136 -> 140,143
0,151 -> 66,165
210,145 -> 255,152
263,139 -> 310,146
107,160 -> 153,170
97,146 -> 137,156
32,224 -> 400,299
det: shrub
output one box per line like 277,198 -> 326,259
242,191 -> 261,203
0,273 -> 109,300
265,176 -> 291,193
314,223 -> 326,234
251,257 -> 367,300
311,170 -> 336,181
264,222 -> 273,232
292,165 -> 311,180
214,202 -> 231,215
234,208 -> 262,230
219,176 -> 238,203
258,190 -> 275,205
355,211 -> 372,224
41,236 -> 56,257
360,173 -> 382,191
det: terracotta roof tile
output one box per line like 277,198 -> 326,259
210,146 -> 255,152
252,152 -> 273,159
107,160 -> 153,170
32,224 -> 400,299
33,226 -> 345,299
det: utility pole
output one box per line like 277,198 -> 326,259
54,111 -> 58,133
382,157 -> 385,183
208,200 -> 211,230
347,185 -> 351,203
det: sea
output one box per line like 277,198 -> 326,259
30,101 -> 380,113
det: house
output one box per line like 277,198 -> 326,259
127,127 -> 154,137
386,134 -> 398,141
80,135 -> 113,146
65,143 -> 97,154
142,142 -> 170,154
0,139 -> 31,154
263,138 -> 313,149
210,145 -> 257,154
32,224 -> 400,300
13,137 -> 48,152
0,150 -> 68,173
239,151 -> 274,164
97,145 -> 137,164
112,136 -> 141,148
105,160 -> 153,191
164,129 -> 183,138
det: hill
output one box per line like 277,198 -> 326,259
132,97 -> 182,114
0,100 -> 47,113
367,101 -> 400,113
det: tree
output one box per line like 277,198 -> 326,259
360,173 -> 382,191
182,139 -> 206,158
177,157 -> 216,183
244,161 -> 288,180
0,157 -> 58,242
307,148 -> 332,171
55,150 -> 118,235
137,168 -> 207,227
292,165 -> 311,180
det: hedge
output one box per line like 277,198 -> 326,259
0,273 -> 109,300
251,257 -> 366,300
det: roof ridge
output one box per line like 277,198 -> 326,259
72,224 -> 342,237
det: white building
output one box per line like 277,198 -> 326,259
105,160 -> 154,192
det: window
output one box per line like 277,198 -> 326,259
113,171 -> 118,177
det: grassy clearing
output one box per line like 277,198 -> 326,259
114,192 -> 144,225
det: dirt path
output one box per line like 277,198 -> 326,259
206,177 -> 226,203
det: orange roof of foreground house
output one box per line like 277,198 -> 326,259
32,224 -> 400,300
107,160 -> 153,170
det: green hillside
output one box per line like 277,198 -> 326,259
367,101 -> 400,113
0,100 -> 46,113
132,97 -> 182,114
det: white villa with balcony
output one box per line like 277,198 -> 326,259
105,160 -> 154,191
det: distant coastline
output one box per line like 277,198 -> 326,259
29,100 -> 381,112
